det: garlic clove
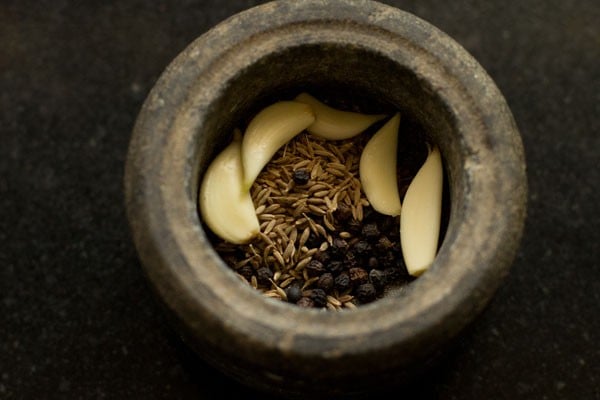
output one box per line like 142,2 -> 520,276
242,101 -> 315,188
359,113 -> 402,216
400,145 -> 443,276
295,92 -> 386,140
199,135 -> 260,244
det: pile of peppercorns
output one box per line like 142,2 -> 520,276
286,203 -> 414,308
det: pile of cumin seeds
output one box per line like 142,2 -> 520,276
213,131 -> 411,310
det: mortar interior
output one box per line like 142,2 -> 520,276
192,43 -> 459,305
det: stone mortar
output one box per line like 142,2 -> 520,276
124,0 -> 527,397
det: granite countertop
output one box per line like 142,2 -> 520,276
1,1 -> 598,399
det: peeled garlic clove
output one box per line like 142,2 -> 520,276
400,145 -> 443,276
295,92 -> 386,140
199,136 -> 260,244
359,113 -> 402,216
242,101 -> 315,188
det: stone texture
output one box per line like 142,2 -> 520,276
125,1 -> 526,397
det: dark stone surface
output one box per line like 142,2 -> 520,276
0,1 -> 598,399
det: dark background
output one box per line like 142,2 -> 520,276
1,0 -> 598,399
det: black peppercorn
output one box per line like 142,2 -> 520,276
353,240 -> 372,256
256,266 -> 273,286
317,273 -> 334,292
381,251 -> 397,269
306,260 -> 325,277
309,288 -> 328,307
384,267 -> 402,283
343,253 -> 359,270
361,222 -> 380,241
356,283 -> 377,303
327,261 -> 344,274
296,297 -> 314,308
344,249 -> 358,261
376,236 -> 394,251
334,272 -> 351,292
285,284 -> 303,303
237,264 -> 254,281
330,238 -> 349,258
334,203 -> 353,223
293,169 -> 310,185
369,269 -> 386,291
347,219 -> 362,234
313,250 -> 331,264
349,267 -> 369,286
333,237 -> 349,250
367,257 -> 379,270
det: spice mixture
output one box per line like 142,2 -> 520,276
213,131 -> 417,310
